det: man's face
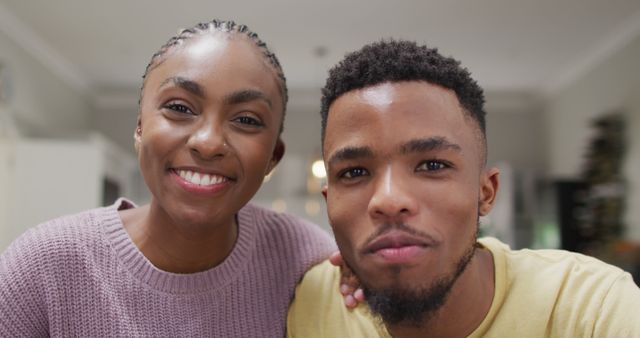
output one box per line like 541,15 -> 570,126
323,81 -> 497,295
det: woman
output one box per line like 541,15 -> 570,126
0,20 -> 335,337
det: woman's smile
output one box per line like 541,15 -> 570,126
170,168 -> 235,195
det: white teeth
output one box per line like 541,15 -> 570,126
201,174 -> 211,185
176,169 -> 226,186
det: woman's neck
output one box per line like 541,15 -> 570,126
119,203 -> 239,273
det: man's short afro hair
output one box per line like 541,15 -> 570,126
320,39 -> 486,143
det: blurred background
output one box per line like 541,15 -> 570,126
1,0 -> 639,278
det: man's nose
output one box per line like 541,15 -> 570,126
367,166 -> 418,220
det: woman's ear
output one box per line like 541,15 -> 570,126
134,116 -> 142,154
266,138 -> 285,175
479,167 -> 500,216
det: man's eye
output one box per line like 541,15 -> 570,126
416,160 -> 448,171
340,167 -> 369,179
233,116 -> 264,127
164,103 -> 194,115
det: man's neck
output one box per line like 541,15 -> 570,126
386,247 -> 495,338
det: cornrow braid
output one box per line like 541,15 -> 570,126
139,19 -> 288,131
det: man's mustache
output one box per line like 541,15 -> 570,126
362,222 -> 437,250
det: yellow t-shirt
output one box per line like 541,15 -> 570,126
287,237 -> 640,337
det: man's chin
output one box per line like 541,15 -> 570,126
363,277 -> 453,327
359,264 -> 444,293
359,243 -> 477,327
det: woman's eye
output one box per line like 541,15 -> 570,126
234,115 -> 264,127
340,167 -> 369,179
417,160 -> 448,172
163,102 -> 194,115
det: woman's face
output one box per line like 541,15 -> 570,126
136,33 -> 285,228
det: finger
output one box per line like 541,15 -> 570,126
354,288 -> 365,302
340,283 -> 354,296
344,294 -> 357,309
329,251 -> 343,266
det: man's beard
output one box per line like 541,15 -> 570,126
358,224 -> 479,328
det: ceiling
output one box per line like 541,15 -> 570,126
1,0 -> 640,107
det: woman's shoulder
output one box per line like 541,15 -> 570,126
243,203 -> 332,241
1,204 -> 117,271
240,203 -> 336,261
0,205 -> 122,335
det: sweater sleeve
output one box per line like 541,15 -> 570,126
592,272 -> 640,337
0,229 -> 49,337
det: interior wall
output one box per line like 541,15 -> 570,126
623,90 -> 640,241
93,105 -> 138,156
0,141 -> 10,249
486,108 -> 545,172
543,33 -> 640,240
1,28 -> 100,250
0,29 -> 92,137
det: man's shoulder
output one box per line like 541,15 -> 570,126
293,260 -> 341,294
287,260 -> 389,338
480,237 -> 625,281
476,237 -> 640,337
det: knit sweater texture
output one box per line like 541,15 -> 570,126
0,199 -> 336,337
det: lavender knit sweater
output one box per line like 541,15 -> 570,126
0,199 -> 336,337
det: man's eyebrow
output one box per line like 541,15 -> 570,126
327,146 -> 374,167
223,90 -> 273,109
160,76 -> 205,98
400,137 -> 462,154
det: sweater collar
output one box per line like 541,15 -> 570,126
101,198 -> 258,294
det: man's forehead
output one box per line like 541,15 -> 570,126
354,82 -> 396,107
323,81 -> 486,166
326,83 -> 465,133
339,80 -> 459,107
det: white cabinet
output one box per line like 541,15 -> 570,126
0,134 -> 137,251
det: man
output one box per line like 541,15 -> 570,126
287,40 -> 640,337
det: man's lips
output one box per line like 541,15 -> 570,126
363,230 -> 434,254
361,230 -> 437,264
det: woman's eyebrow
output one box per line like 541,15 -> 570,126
160,76 -> 205,98
223,89 -> 272,108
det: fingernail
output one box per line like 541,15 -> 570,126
340,284 -> 349,295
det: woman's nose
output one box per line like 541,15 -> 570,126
186,119 -> 229,160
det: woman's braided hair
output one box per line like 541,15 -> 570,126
140,19 -> 288,131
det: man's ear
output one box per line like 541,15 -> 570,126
134,116 -> 142,154
479,167 -> 500,216
266,138 -> 285,175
